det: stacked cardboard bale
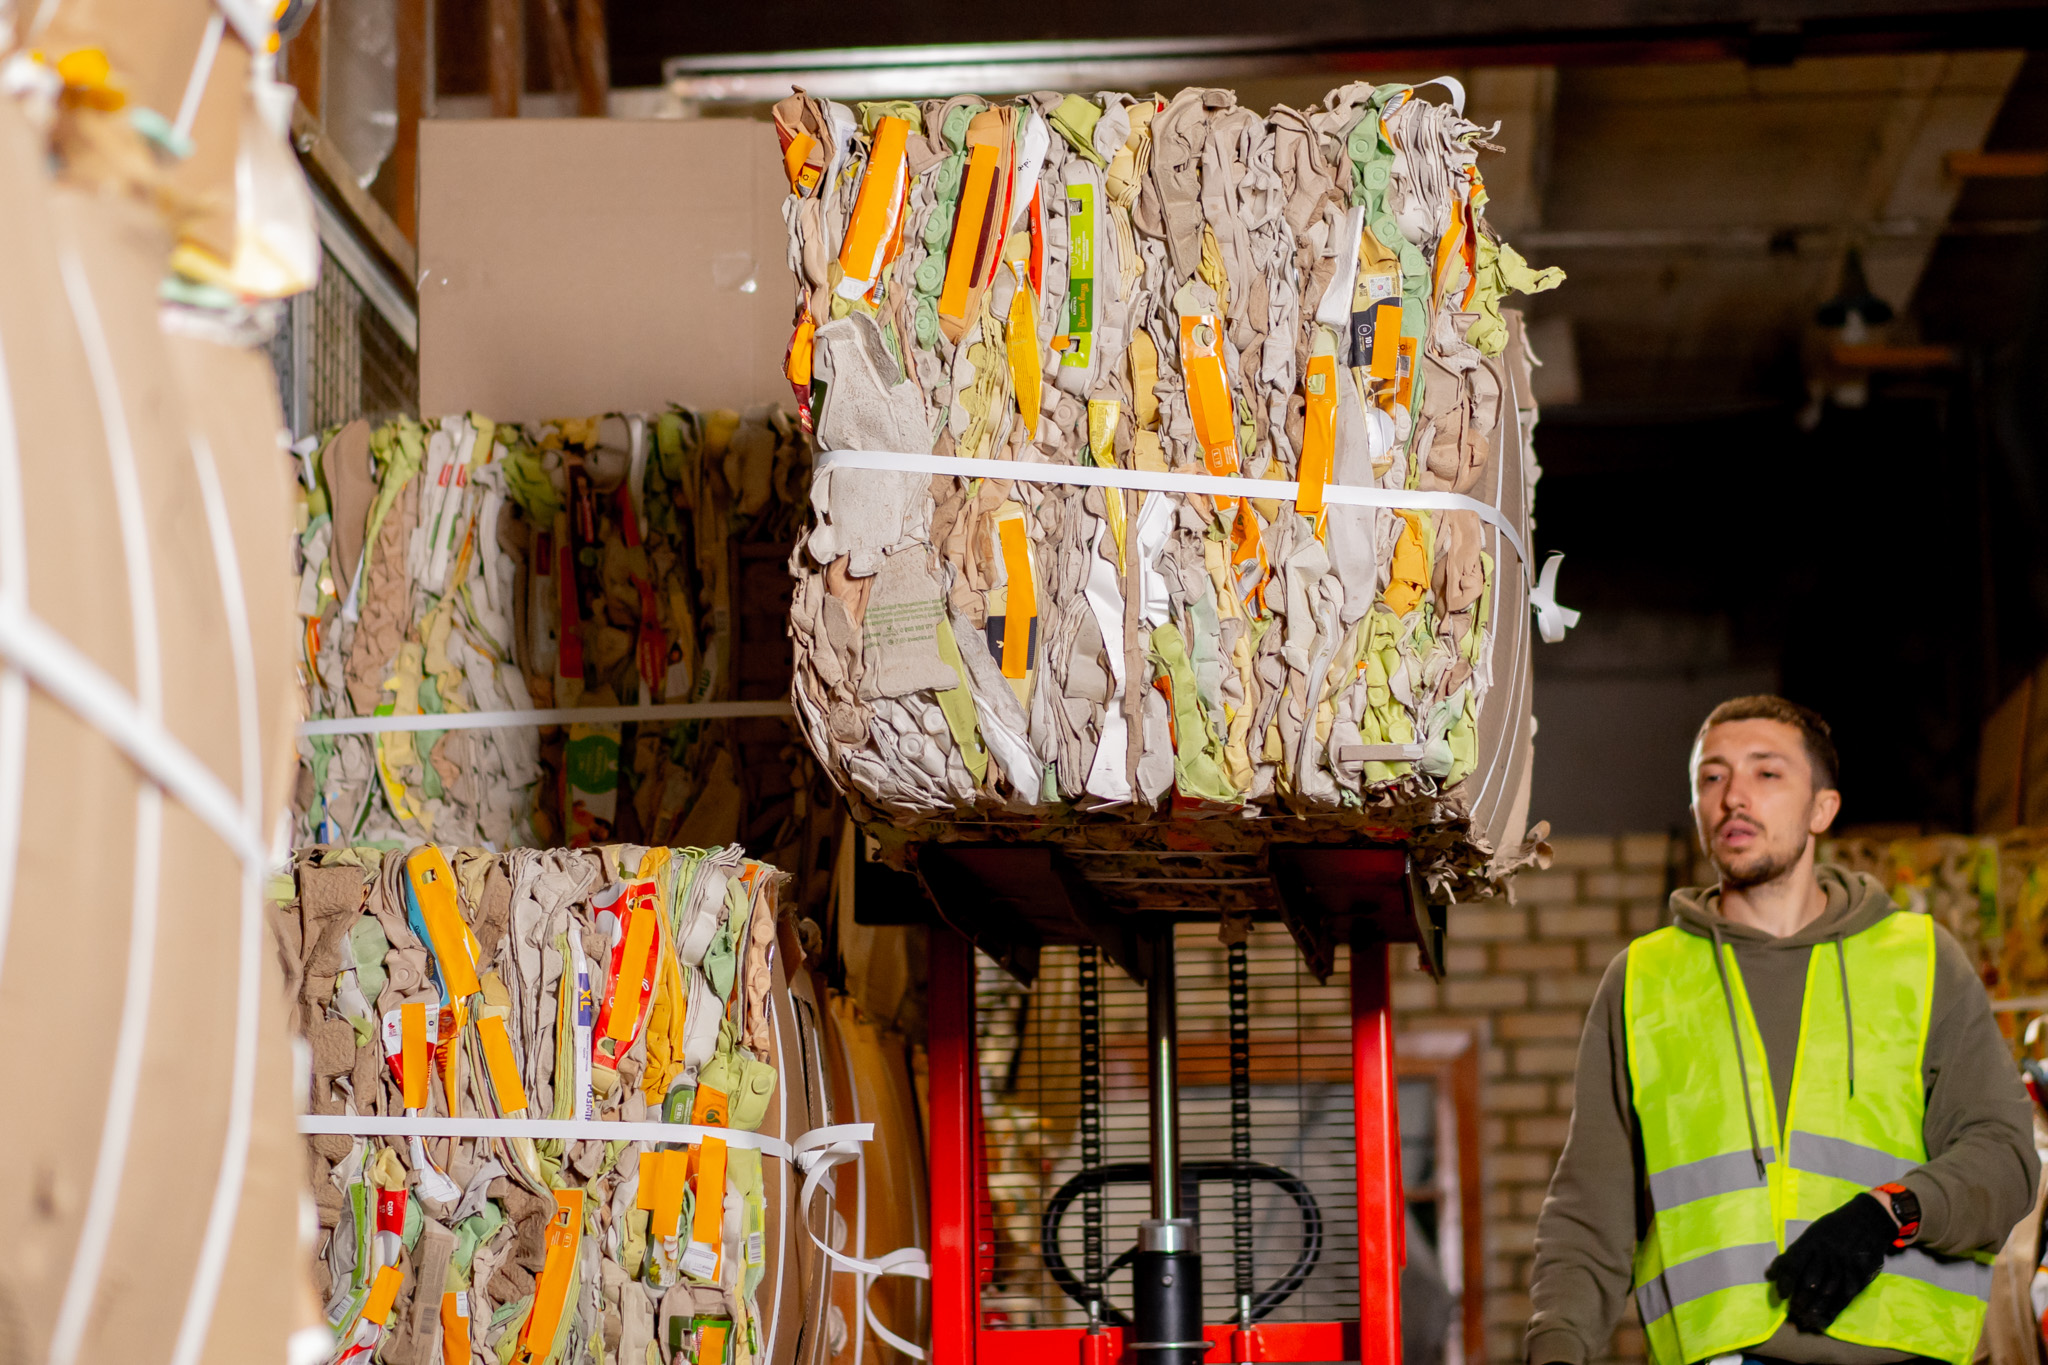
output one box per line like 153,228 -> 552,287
285,840 -> 883,1365
286,410 -> 923,1364
294,415 -> 544,849
291,410 -> 832,909
774,83 -> 1562,894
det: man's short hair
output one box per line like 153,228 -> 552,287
1696,695 -> 1840,792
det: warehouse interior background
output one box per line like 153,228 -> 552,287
244,3 -> 2048,1362
291,0 -> 2048,840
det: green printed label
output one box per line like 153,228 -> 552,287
1063,184 -> 1095,369
565,727 -> 620,795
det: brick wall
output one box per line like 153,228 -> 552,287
1393,832 -> 1690,1365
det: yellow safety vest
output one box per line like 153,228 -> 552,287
1624,911 -> 1990,1365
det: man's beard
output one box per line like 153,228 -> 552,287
1714,832 -> 1804,891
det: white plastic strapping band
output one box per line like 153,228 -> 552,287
51,239 -> 168,1365
1530,552 -> 1581,644
171,430 -> 268,1365
297,699 -> 795,737
1410,75 -> 1467,114
793,1124 -> 931,1360
172,11 -> 226,143
815,448 -> 1532,569
292,1112 -> 864,1165
814,449 -> 1582,643
0,604 -> 264,865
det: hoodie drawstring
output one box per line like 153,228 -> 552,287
1709,921 -> 1769,1181
1834,931 -> 1855,1097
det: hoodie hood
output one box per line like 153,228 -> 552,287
1668,863 -> 1898,946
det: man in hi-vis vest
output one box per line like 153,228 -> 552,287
1528,696 -> 2037,1365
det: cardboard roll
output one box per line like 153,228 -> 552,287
0,63 -> 319,1365
812,991 -> 930,1365
774,922 -> 837,1365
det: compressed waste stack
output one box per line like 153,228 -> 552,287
287,841 -> 811,1365
511,413 -> 809,848
775,83 -> 1564,893
292,409 -> 818,860
296,415 -> 542,848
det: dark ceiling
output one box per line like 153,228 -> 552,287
603,0 -> 2048,85
1530,46 -> 2048,831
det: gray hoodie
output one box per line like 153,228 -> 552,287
1526,865 -> 2040,1365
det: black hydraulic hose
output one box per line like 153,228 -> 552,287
1039,1160 -> 1323,1328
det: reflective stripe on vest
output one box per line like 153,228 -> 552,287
1647,1147 -> 1777,1212
1624,912 -> 1987,1365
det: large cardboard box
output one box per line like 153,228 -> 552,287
418,118 -> 793,421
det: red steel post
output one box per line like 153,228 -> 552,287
1351,935 -> 1404,1365
930,924 -> 980,1364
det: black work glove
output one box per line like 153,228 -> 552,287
1767,1193 -> 1898,1333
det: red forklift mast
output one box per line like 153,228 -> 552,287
889,842 -> 1440,1365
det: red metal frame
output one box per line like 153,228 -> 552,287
1351,936 -> 1405,1365
976,1323 -> 1357,1364
930,925 -> 980,1365
926,923 -> 1407,1364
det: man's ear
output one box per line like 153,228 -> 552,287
1808,787 -> 1842,835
